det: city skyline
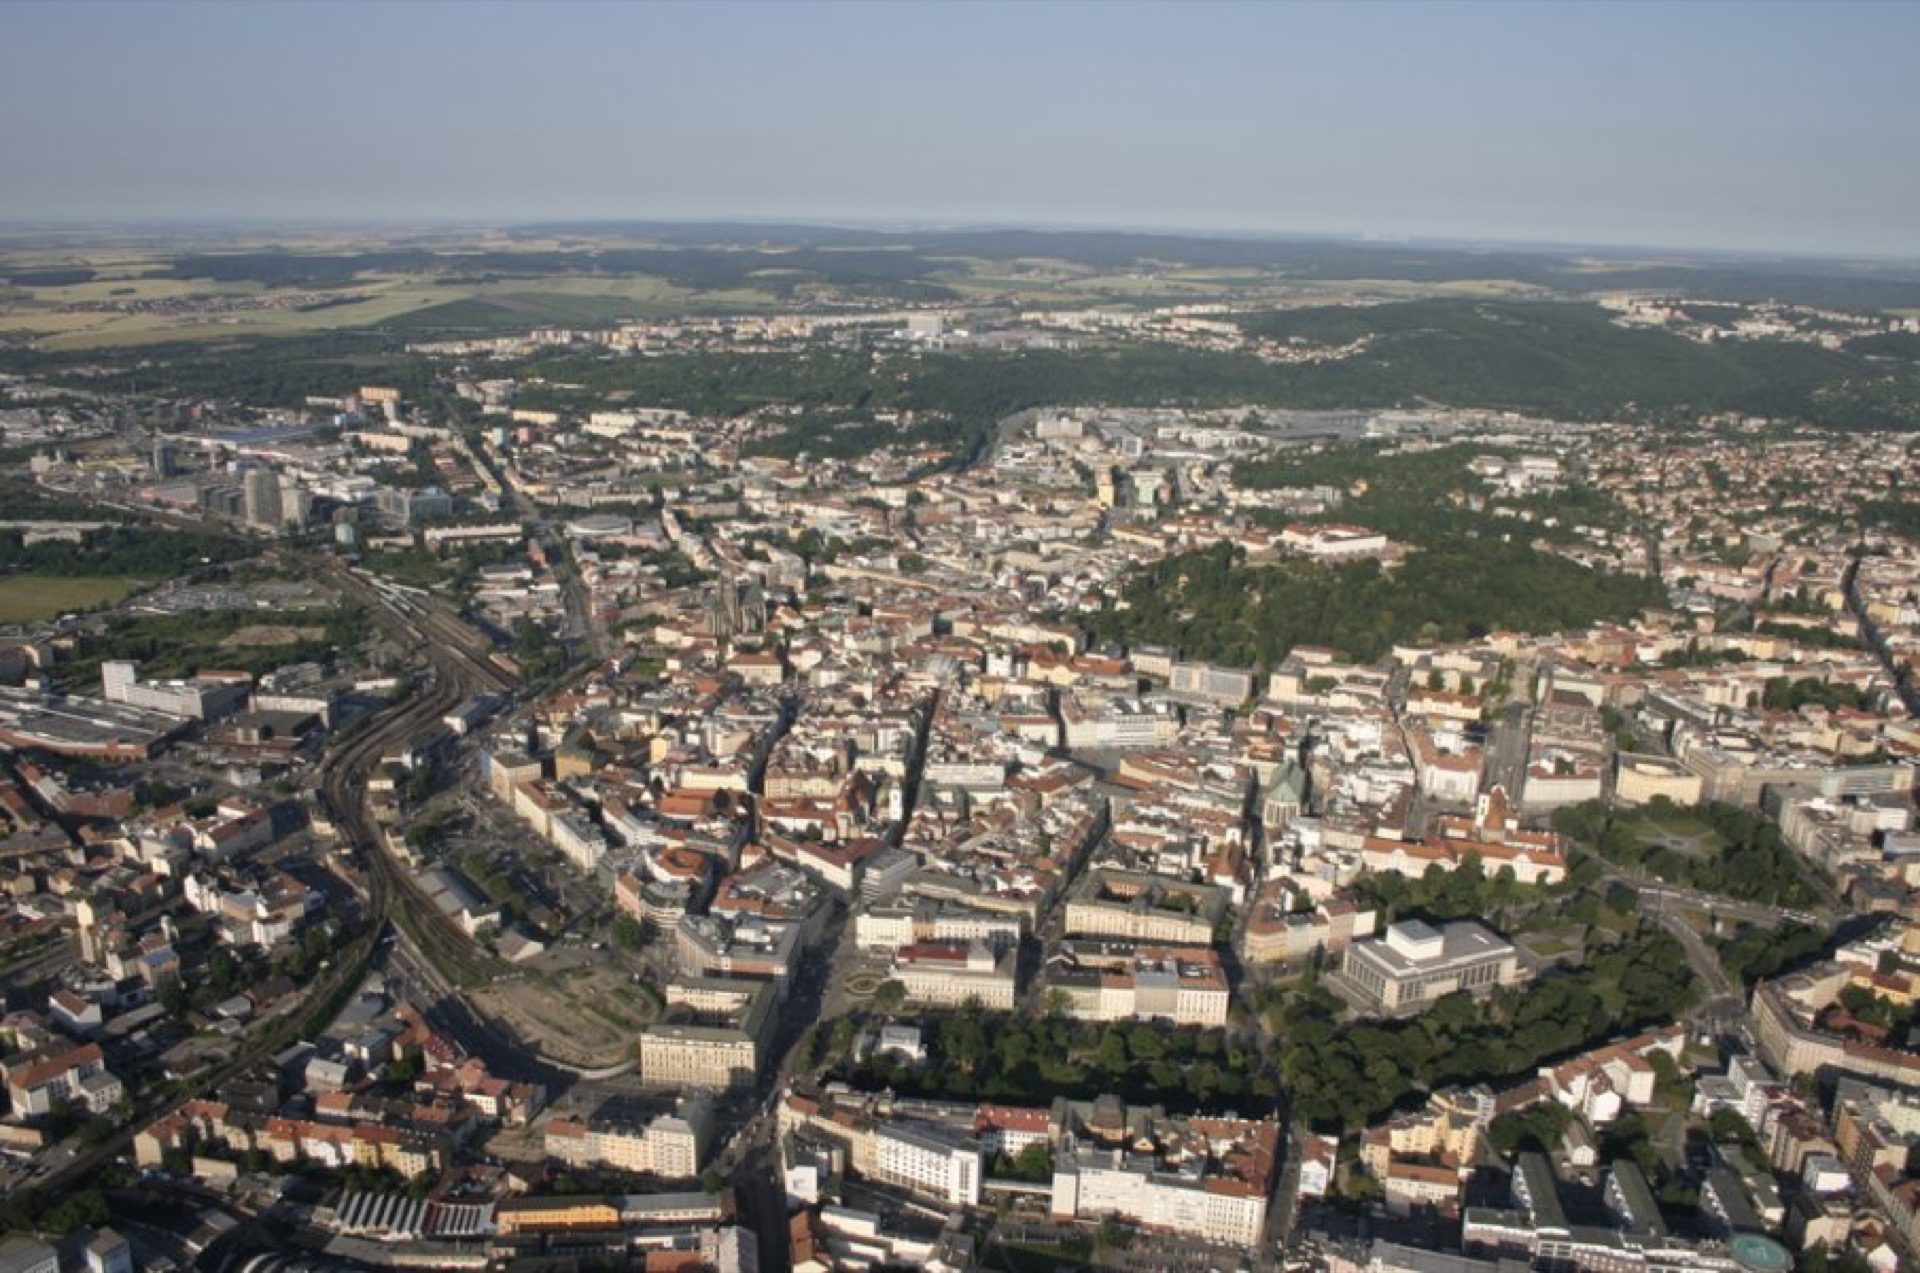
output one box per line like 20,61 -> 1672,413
5,3 -> 1920,1267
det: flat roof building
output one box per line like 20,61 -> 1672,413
638,977 -> 776,1092
1062,868 -> 1228,946
891,940 -> 1018,1010
1041,940 -> 1229,1026
1340,920 -> 1520,1015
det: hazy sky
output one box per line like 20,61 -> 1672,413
5,0 -> 1917,256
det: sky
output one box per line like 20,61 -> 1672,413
3,0 -> 1917,257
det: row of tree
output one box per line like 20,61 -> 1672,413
1762,675 -> 1872,712
834,1009 -> 1274,1113
52,603 -> 361,692
2,525 -> 247,581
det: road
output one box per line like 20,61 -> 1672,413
701,686 -> 946,1270
1581,855 -> 1755,1036
381,936 -> 590,1090
537,523 -> 609,662
1583,851 -> 1833,932
0,932 -> 79,992
1843,556 -> 1920,718
1484,702 -> 1532,798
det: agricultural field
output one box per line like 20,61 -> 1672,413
0,236 -> 797,349
0,269 -> 792,349
0,231 -> 1540,350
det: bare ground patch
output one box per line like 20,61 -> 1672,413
220,623 -> 326,647
469,962 -> 659,1068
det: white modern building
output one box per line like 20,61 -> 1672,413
873,1121 -> 982,1207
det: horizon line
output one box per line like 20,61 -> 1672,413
1,215 -> 1916,271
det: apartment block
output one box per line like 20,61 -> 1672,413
638,977 -> 776,1092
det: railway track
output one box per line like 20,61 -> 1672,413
324,565 -> 524,987
318,559 -> 515,698
2,509 -> 535,1218
14,640 -> 456,1215
23,552 -> 518,1214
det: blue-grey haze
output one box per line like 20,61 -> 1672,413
2,0 -> 1916,257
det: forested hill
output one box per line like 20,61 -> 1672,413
1231,300 -> 1920,430
1084,539 -> 1665,669
1231,442 -> 1630,546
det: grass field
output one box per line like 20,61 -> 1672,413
16,278 -> 470,349
0,575 -> 144,622
1518,930 -> 1583,962
1626,806 -> 1721,860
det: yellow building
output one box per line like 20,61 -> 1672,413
1614,754 -> 1705,807
495,1196 -> 621,1235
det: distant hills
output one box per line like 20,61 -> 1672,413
508,221 -> 1920,311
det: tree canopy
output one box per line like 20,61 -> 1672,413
1554,800 -> 1829,910
1085,538 -> 1663,669
1274,925 -> 1696,1130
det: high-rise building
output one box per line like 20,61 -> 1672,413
242,468 -> 282,530
373,485 -> 453,524
101,660 -> 138,703
280,479 -> 313,530
150,438 -> 174,478
100,659 -> 248,721
198,484 -> 243,519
